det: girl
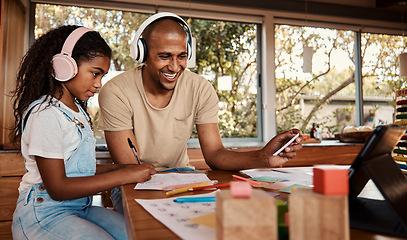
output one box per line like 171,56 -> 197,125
11,25 -> 156,240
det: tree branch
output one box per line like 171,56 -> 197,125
300,75 -> 355,129
277,38 -> 337,112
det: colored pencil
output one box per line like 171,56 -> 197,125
165,181 -> 212,196
188,183 -> 231,191
173,196 -> 216,203
162,180 -> 218,190
232,175 -> 260,185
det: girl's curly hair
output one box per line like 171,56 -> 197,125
11,25 -> 112,142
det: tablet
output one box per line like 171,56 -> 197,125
348,125 -> 407,237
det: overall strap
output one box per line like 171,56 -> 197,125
22,99 -> 48,131
52,102 -> 89,129
22,98 -> 89,131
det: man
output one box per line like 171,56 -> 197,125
98,13 -> 302,212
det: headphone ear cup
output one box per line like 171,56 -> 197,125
138,38 -> 148,63
130,39 -> 138,60
187,41 -> 192,60
139,38 -> 148,63
52,54 -> 78,82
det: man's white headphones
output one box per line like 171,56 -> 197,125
130,12 -> 193,63
52,27 -> 94,82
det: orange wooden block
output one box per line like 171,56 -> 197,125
313,167 -> 348,195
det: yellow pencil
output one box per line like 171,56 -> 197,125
165,181 -> 212,196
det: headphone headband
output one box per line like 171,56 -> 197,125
130,12 -> 193,63
52,27 -> 94,81
61,27 -> 92,56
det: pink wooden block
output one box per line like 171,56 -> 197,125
230,181 -> 252,198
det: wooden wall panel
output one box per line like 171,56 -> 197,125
0,221 -> 12,240
0,0 -> 26,148
0,177 -> 20,222
0,151 -> 24,176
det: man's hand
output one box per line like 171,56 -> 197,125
261,129 -> 303,167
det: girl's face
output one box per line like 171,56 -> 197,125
62,55 -> 110,104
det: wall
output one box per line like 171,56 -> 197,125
0,0 -> 26,148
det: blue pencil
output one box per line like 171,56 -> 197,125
173,196 -> 216,203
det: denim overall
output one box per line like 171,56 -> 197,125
12,99 -> 127,240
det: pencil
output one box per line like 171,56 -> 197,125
162,180 -> 218,190
273,133 -> 300,156
173,196 -> 216,203
188,183 -> 231,191
232,175 -> 261,186
127,138 -> 141,164
165,181 -> 212,196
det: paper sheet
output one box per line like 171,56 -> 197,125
241,168 -> 314,187
264,181 -> 294,190
135,173 -> 212,190
279,184 -> 312,193
136,191 -> 217,240
242,166 -> 350,191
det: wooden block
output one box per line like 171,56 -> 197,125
216,189 -> 277,240
276,199 -> 288,226
230,181 -> 252,198
289,188 -> 349,240
276,200 -> 289,240
313,167 -> 348,195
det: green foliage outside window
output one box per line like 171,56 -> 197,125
275,25 -> 407,136
35,4 -> 259,139
36,4 -> 407,140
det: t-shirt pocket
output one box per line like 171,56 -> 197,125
173,113 -> 193,140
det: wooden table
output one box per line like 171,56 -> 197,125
121,170 -> 405,240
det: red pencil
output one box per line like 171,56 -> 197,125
232,174 -> 261,185
189,183 -> 231,191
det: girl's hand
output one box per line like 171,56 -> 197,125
261,129 -> 303,167
36,157 -> 156,201
121,163 -> 156,184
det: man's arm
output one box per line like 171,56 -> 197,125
104,129 -> 139,164
197,123 -> 302,171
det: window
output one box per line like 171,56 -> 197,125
360,33 -> 407,127
188,19 -> 260,140
34,3 -> 261,142
275,24 -> 355,137
35,3 -> 402,143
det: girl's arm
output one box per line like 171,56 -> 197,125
36,156 -> 156,201
96,163 -> 136,174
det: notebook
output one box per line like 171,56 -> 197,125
348,125 -> 407,237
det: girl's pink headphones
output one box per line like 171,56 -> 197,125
52,27 -> 93,82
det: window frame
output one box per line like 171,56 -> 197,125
29,0 -> 404,147
30,1 -> 265,147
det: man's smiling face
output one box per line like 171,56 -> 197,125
143,19 -> 188,91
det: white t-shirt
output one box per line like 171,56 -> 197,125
19,97 -> 89,193
99,67 -> 219,171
